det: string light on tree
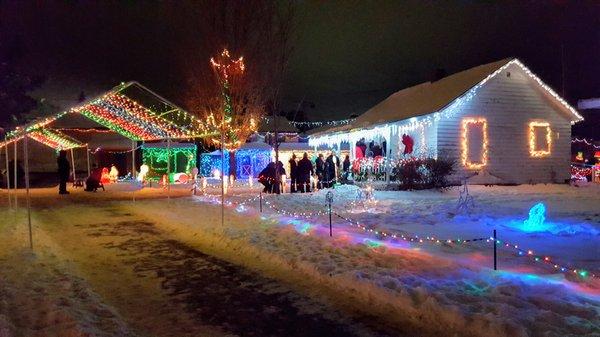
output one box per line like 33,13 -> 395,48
205,48 -> 258,150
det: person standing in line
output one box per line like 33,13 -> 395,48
315,153 -> 325,189
325,151 -> 339,188
258,162 -> 276,193
342,154 -> 351,183
297,152 -> 314,193
289,154 -> 298,193
57,150 -> 70,195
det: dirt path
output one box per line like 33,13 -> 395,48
30,203 -> 389,337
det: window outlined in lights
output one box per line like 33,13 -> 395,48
529,121 -> 551,157
461,117 -> 488,169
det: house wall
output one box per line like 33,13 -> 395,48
393,121 -> 437,159
437,63 -> 572,184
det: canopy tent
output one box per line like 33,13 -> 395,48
1,128 -> 85,151
3,81 -> 217,143
1,80 -> 217,190
1,82 -> 220,244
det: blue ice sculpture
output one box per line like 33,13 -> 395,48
523,202 -> 547,231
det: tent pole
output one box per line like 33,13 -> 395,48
70,148 -> 76,183
13,139 -> 18,208
167,138 -> 171,200
13,139 -> 17,189
132,140 -> 136,203
23,134 -> 32,250
220,116 -> 225,227
4,137 -> 12,210
131,140 -> 136,180
86,145 -> 91,178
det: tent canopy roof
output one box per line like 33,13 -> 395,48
4,82 -> 217,148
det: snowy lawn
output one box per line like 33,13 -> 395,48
125,184 -> 598,337
0,183 -> 598,336
249,183 -> 600,277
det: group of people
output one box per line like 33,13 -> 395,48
257,160 -> 287,194
258,151 -> 352,194
57,150 -> 112,194
288,152 -> 316,192
355,138 -> 387,159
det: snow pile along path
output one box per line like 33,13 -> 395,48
127,195 -> 600,337
0,210 -> 137,337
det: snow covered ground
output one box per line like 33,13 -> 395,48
190,182 -> 600,336
0,182 -> 598,336
249,183 -> 600,276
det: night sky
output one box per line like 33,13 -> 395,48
1,1 -> 599,121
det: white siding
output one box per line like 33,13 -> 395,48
437,63 -> 572,184
394,121 -> 437,158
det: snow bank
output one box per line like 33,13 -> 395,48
0,209 -> 137,337
125,188 -> 600,337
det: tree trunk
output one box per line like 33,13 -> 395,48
229,150 -> 236,179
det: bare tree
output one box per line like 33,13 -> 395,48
180,0 -> 296,183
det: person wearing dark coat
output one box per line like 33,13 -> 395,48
7,160 -> 24,188
324,153 -> 340,188
288,154 -> 298,193
342,155 -> 351,183
297,152 -> 314,193
277,160 -> 286,193
372,143 -> 383,157
258,162 -> 276,193
85,166 -> 103,192
315,154 -> 325,189
57,150 -> 70,194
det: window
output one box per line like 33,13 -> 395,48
529,121 -> 551,157
461,117 -> 488,169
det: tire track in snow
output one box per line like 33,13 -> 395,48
80,213 -> 390,337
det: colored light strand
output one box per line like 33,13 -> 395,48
28,129 -> 85,150
6,86 -> 216,143
494,238 -> 596,279
55,128 -> 114,134
570,165 -> 593,180
89,145 -> 143,155
193,192 -> 596,279
142,145 -> 197,176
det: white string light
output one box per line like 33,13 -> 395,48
572,138 -> 600,149
309,59 -> 584,149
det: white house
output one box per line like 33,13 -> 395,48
308,58 -> 584,184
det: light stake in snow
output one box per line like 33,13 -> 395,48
326,191 -> 334,237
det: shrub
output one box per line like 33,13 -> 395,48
392,158 -> 425,190
391,157 -> 455,190
423,157 -> 455,188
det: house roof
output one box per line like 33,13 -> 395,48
351,58 -> 512,130
310,58 -> 583,138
